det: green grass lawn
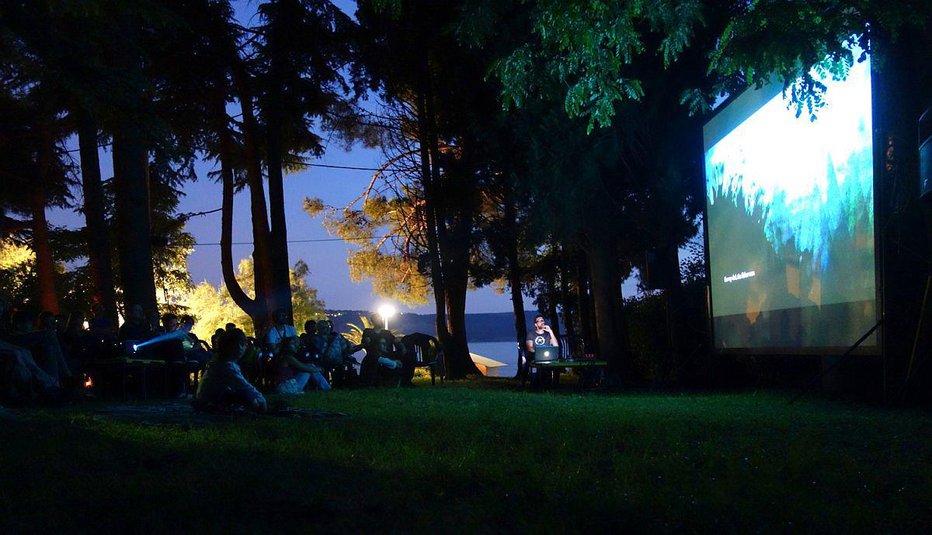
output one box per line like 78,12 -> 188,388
2,379 -> 931,533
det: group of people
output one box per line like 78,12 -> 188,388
0,299 -> 117,402
190,309 -> 422,413
178,308 -> 425,414
0,297 -> 221,403
1,298 -> 434,411
259,309 -> 416,395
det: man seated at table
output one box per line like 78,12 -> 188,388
525,314 -> 559,359
525,314 -> 559,383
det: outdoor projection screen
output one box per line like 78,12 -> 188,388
703,51 -> 877,352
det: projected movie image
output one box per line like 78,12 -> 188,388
704,53 -> 876,350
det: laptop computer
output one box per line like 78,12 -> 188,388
534,345 -> 560,363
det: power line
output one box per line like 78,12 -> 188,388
60,144 -> 381,172
303,162 -> 380,172
194,235 -> 389,246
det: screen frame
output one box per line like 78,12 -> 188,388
701,62 -> 883,356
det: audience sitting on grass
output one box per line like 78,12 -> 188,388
312,319 -> 362,387
313,319 -> 360,371
274,336 -> 331,394
3,296 -> 446,402
211,328 -> 225,351
194,328 -> 267,413
265,309 -> 297,354
299,320 -> 317,352
9,309 -> 72,387
360,328 -> 413,387
0,300 -> 60,401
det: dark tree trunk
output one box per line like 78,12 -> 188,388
503,187 -> 528,379
233,59 -> 276,334
441,159 -> 481,377
444,256 -> 473,378
543,260 -> 561,340
559,247 -> 577,342
31,134 -> 58,313
586,231 -> 628,378
576,250 -> 596,353
110,11 -> 156,318
264,32 -> 294,322
266,132 -> 293,320
112,126 -> 158,317
432,157 -> 480,378
78,114 -> 118,328
30,189 -> 58,314
415,90 -> 449,343
408,44 -> 478,378
216,95 -> 258,322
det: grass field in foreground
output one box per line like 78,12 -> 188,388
1,379 -> 931,533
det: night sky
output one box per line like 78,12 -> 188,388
46,0 -> 644,315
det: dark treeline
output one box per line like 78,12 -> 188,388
1,1 -> 930,383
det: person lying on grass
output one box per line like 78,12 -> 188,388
193,329 -> 267,413
274,336 -> 331,394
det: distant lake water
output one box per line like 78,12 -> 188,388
469,341 -> 519,378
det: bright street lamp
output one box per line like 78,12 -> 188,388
377,303 -> 397,330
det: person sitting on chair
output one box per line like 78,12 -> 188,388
525,314 -> 558,359
176,315 -> 211,367
360,330 -> 412,387
119,304 -> 155,347
313,320 -> 360,371
299,320 -> 317,350
194,329 -> 267,413
525,314 -> 559,383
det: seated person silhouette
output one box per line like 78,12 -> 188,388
194,329 -> 267,413
118,304 -> 156,359
360,329 -> 412,387
265,308 -> 297,356
0,299 -> 59,400
274,337 -> 331,394
9,309 -> 71,386
313,319 -> 362,387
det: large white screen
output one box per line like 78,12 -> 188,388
704,52 -> 877,351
